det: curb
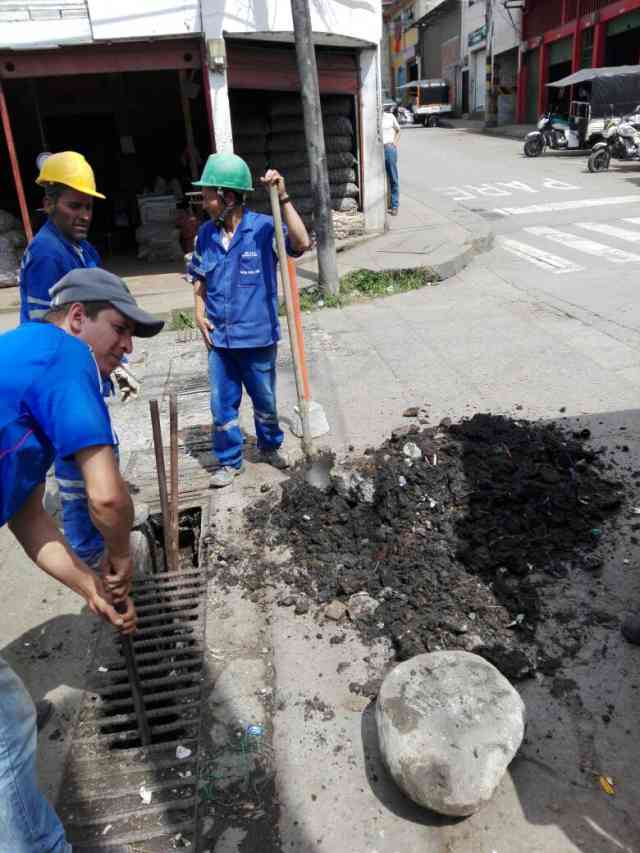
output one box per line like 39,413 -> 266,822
428,218 -> 494,281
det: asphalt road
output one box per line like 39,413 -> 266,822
400,124 -> 640,343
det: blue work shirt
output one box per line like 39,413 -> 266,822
19,219 -> 101,324
0,323 -> 116,527
188,210 -> 301,349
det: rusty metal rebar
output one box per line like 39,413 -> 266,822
149,400 -> 174,572
169,391 -> 181,573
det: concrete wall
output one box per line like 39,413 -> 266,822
493,0 -> 521,57
419,1 -> 460,80
87,1 -> 201,40
461,0 -> 485,61
201,0 -> 381,46
359,46 -> 386,234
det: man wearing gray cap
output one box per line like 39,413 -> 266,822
0,267 -> 163,852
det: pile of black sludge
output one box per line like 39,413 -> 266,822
246,414 -> 626,680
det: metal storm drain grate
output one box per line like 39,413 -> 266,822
57,550 -> 208,849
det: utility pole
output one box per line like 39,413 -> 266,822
485,0 -> 498,128
290,0 -> 340,296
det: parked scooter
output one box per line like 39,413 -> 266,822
588,107 -> 640,172
524,112 -> 575,157
394,105 -> 415,126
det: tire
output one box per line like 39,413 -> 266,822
524,137 -> 543,157
588,148 -> 611,173
427,115 -> 439,128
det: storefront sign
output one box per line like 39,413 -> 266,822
468,25 -> 486,49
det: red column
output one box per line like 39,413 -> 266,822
571,20 -> 581,72
537,42 -> 548,116
592,21 -> 605,68
0,78 -> 32,242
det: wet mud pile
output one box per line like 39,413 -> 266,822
246,414 -> 629,680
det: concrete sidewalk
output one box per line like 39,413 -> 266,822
0,198 -> 492,331
296,191 -> 492,286
443,117 -> 536,140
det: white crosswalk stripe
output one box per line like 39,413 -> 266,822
499,238 -> 584,274
496,217 -> 640,273
525,226 -> 640,264
493,195 -> 640,216
575,221 -> 640,243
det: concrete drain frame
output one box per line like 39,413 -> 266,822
57,502 -> 211,851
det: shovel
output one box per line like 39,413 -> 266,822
269,183 -> 330,489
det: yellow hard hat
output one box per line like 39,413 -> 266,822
36,151 -> 106,199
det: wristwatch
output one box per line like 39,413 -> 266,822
279,194 -> 291,205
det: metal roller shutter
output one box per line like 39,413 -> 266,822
226,41 -> 359,95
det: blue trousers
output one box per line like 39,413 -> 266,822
208,345 -> 284,468
384,144 -> 399,210
0,657 -> 70,852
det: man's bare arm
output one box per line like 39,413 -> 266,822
8,486 -> 136,634
76,445 -> 134,598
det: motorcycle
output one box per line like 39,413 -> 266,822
524,113 -> 575,157
394,105 -> 415,126
588,108 -> 640,172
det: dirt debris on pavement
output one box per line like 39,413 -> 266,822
226,413 -> 635,682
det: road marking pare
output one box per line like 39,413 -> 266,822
435,179 -> 580,201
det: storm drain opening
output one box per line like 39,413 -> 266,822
57,503 -> 210,850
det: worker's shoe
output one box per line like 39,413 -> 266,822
35,699 -> 54,732
259,448 -> 290,470
621,612 -> 640,644
389,208 -> 398,216
210,464 -> 244,488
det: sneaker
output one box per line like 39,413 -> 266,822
259,449 -> 290,470
210,464 -> 244,488
621,612 -> 640,644
389,208 -> 399,216
36,699 -> 54,732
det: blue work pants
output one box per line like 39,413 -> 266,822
384,144 -> 399,210
0,657 -> 71,852
208,345 -> 284,468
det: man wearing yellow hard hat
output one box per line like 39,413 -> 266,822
20,151 -> 104,324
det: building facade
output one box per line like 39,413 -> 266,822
0,0 -> 385,246
517,0 -> 640,123
460,0 -> 487,116
418,0 -> 461,107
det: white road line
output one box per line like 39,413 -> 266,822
575,221 -> 640,243
493,195 -> 640,216
498,237 -> 584,273
623,217 -> 640,225
525,226 -> 640,263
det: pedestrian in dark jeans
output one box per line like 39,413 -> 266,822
382,105 -> 400,214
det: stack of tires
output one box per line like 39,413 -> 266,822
233,108 -> 270,197
0,210 -> 26,288
264,94 -> 359,226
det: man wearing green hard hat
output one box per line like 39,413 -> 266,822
188,152 -> 311,487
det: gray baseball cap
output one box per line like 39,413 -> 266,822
49,268 -> 164,338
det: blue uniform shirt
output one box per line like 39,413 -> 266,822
19,219 -> 101,324
0,323 -> 116,527
188,210 -> 301,349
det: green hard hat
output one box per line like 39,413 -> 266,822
193,152 -> 253,192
